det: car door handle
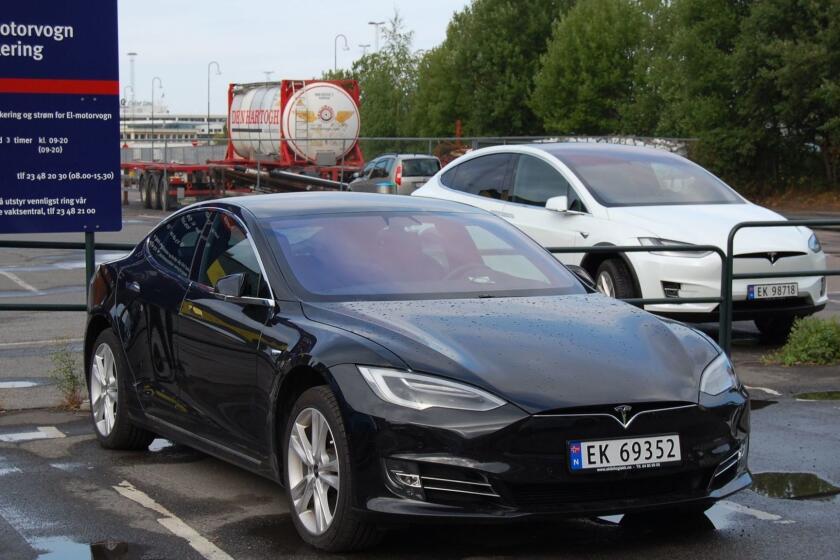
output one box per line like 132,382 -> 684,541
127,281 -> 141,293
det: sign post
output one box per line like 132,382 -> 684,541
0,1 -> 121,239
0,1 -> 121,295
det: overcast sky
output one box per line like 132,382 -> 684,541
118,0 -> 470,115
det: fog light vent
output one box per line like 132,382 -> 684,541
392,471 -> 421,488
662,281 -> 681,298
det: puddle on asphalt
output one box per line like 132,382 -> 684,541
148,438 -> 174,452
30,537 -> 139,559
795,391 -> 840,401
751,472 -> 840,501
750,399 -> 777,410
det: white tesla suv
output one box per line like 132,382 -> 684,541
412,143 -> 827,341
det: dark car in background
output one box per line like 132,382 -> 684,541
348,153 -> 441,195
85,192 -> 750,552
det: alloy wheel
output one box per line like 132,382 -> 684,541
287,407 -> 340,535
596,271 -> 616,297
90,343 -> 118,437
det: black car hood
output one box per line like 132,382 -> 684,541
303,295 -> 719,414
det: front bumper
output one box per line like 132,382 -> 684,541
627,250 -> 828,320
330,365 -> 751,522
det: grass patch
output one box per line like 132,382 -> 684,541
763,317 -> 840,366
49,340 -> 84,409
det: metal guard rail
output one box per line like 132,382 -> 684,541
721,219 -> 840,354
0,235 -> 136,312
547,245 -> 728,349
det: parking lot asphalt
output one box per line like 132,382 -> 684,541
1,195 -> 839,558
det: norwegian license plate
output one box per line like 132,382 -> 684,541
747,282 -> 799,300
568,435 -> 681,472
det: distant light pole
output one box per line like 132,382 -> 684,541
334,34 -> 349,71
151,76 -> 163,156
368,21 -> 385,51
358,43 -> 371,56
207,61 -> 221,141
122,85 -> 134,146
263,71 -> 274,83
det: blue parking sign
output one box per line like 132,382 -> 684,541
0,1 -> 121,233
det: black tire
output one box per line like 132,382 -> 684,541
146,175 -> 158,210
139,174 -> 150,209
755,315 -> 796,344
88,330 -> 155,450
160,176 -> 177,212
283,386 -> 383,552
595,258 -> 637,299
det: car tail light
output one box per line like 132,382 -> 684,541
395,164 -> 402,186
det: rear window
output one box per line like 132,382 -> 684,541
402,158 -> 440,177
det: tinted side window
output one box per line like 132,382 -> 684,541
148,210 -> 211,278
197,213 -> 269,299
445,154 -> 512,199
512,155 -> 571,206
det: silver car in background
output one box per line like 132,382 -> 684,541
349,153 -> 441,195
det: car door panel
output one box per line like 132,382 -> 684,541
176,211 -> 271,457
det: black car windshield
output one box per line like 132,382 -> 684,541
263,211 -> 583,300
402,158 -> 441,177
555,149 -> 744,207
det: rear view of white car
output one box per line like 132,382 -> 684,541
412,143 -> 827,341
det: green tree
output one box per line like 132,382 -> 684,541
733,0 -> 840,185
531,0 -> 650,135
410,0 -> 573,136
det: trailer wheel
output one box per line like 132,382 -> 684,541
149,174 -> 162,210
138,173 -> 150,208
159,176 -> 177,212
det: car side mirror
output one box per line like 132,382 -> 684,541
215,273 -> 246,298
351,171 -> 361,180
546,195 -> 568,213
565,265 -> 596,290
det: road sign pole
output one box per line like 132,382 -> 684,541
85,231 -> 95,306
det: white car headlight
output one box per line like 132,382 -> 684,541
700,353 -> 739,396
808,233 -> 822,253
358,366 -> 505,411
639,237 -> 713,258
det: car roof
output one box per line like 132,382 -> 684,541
199,191 -> 481,219
520,142 -> 685,161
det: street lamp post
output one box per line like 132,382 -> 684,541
151,76 -> 162,158
263,71 -> 274,83
122,85 -> 134,147
334,34 -> 349,71
368,21 -> 385,51
207,61 -> 221,142
358,43 -> 371,56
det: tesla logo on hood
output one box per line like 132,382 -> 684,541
767,252 -> 779,264
614,405 -> 633,426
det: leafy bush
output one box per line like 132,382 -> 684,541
49,341 -> 84,409
765,317 -> 840,366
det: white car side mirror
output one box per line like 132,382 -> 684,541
546,195 -> 568,213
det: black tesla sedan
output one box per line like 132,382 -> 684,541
85,192 -> 750,551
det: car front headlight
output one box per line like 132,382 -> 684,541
638,237 -> 712,258
808,233 -> 822,253
358,366 -> 506,411
700,353 -> 739,396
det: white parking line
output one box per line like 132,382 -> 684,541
0,271 -> 39,293
719,500 -> 794,524
0,338 -> 83,350
745,385 -> 782,397
113,480 -> 233,560
0,426 -> 66,443
0,381 -> 41,389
